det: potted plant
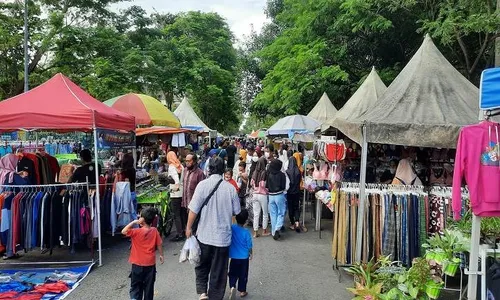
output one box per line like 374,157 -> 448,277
425,260 -> 444,299
423,229 -> 469,270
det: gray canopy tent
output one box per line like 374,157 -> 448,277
307,92 -> 338,131
327,67 -> 387,139
337,35 -> 480,262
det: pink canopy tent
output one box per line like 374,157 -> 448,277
0,73 -> 135,132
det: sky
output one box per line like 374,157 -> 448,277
114,0 -> 269,43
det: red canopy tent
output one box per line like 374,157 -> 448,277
0,73 -> 135,266
0,73 -> 135,131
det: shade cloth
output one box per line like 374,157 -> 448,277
307,92 -> 338,129
105,93 -> 180,128
328,67 -> 387,141
0,73 -> 136,132
336,35 -> 479,149
267,115 -> 321,136
174,98 -> 211,132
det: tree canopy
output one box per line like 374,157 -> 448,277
242,0 -> 498,124
0,1 -> 239,133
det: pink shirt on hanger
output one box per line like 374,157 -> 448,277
452,121 -> 500,219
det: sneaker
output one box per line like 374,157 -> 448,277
229,287 -> 236,300
273,231 -> 280,241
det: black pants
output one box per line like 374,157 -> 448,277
228,258 -> 249,292
195,241 -> 229,300
130,264 -> 156,300
170,197 -> 184,236
287,193 -> 301,224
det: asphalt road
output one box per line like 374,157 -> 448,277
67,220 -> 353,300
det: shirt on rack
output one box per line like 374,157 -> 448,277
452,121 -> 500,219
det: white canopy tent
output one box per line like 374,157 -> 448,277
267,115 -> 321,136
174,98 -> 211,132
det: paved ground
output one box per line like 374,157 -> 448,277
67,220 -> 353,300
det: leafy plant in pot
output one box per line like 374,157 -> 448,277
381,257 -> 444,299
345,257 -> 384,299
422,229 -> 469,276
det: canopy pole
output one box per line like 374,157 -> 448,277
355,124 -> 368,263
93,128 -> 103,266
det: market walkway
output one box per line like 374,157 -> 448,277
67,220 -> 353,300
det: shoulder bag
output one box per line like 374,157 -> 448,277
192,179 -> 223,234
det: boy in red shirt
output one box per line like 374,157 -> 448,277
122,207 -> 164,300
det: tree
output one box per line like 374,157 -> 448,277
414,0 -> 500,80
249,0 -> 495,121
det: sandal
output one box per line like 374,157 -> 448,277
240,292 -> 248,298
261,230 -> 271,236
289,225 -> 296,230
199,293 -> 208,300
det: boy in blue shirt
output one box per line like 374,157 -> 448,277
228,209 -> 253,299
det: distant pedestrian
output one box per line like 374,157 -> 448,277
226,140 -> 237,169
228,209 -> 253,300
186,157 -> 241,300
250,157 -> 270,238
122,207 -> 164,300
266,159 -> 287,240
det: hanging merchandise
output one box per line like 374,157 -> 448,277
452,121 -> 500,219
111,181 -> 136,235
332,183 -> 428,267
0,183 -> 96,259
312,139 -> 346,162
171,133 -> 186,147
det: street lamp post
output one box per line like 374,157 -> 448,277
23,0 -> 29,92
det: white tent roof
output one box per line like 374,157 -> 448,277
328,67 -> 387,141
174,98 -> 211,132
307,92 -> 338,125
267,115 -> 321,135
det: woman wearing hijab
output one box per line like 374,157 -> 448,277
0,154 -> 21,186
167,151 -> 186,241
266,159 -> 287,240
250,157 -> 270,237
391,158 -> 422,185
286,156 -> 302,232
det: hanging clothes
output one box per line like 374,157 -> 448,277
111,182 -> 135,235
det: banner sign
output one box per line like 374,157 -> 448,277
480,68 -> 500,110
96,129 -> 135,149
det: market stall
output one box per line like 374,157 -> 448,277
332,35 -> 480,263
0,73 -> 136,267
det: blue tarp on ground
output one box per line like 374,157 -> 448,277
0,263 -> 93,299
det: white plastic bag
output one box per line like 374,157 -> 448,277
179,237 -> 201,265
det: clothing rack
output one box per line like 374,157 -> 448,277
0,181 -> 102,266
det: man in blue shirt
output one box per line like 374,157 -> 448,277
228,209 -> 253,299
